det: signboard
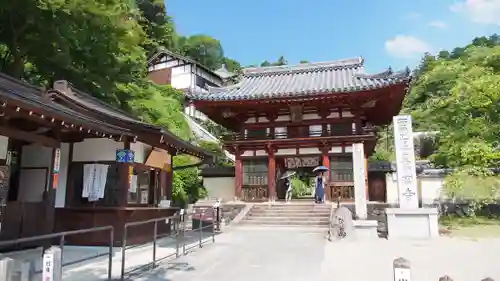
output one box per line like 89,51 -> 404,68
116,149 -> 135,163
394,267 -> 411,281
42,252 -> 54,281
393,115 -> 418,209
285,157 -> 320,169
52,173 -> 59,190
53,148 -> 61,173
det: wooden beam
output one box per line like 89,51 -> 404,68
0,125 -> 59,147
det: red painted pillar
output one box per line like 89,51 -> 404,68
322,150 -> 330,182
268,152 -> 276,201
235,156 -> 243,200
322,148 -> 330,201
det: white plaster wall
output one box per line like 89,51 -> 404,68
171,66 -> 192,89
386,172 -> 399,204
385,172 -> 445,205
204,177 -> 235,202
73,139 -> 124,162
298,148 -> 321,154
0,136 -> 8,160
420,177 -> 445,205
55,143 -> 70,208
130,141 -> 152,164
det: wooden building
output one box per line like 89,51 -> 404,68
187,58 -> 411,202
0,74 -> 212,247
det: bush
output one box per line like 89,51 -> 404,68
444,166 -> 500,215
291,178 -> 310,198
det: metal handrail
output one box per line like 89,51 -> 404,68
0,225 -> 114,280
120,209 -> 218,280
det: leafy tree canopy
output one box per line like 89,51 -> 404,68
373,34 -> 500,169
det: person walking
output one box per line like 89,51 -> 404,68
280,171 -> 296,204
285,176 -> 293,203
314,171 -> 326,203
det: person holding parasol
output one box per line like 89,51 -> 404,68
280,170 -> 296,204
313,166 -> 329,203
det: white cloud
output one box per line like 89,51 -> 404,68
428,20 -> 448,29
385,35 -> 433,59
450,0 -> 500,25
404,12 -> 421,20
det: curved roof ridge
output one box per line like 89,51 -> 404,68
243,57 -> 364,77
207,83 -> 242,94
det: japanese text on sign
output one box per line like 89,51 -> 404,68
393,115 -> 418,209
42,252 -> 54,281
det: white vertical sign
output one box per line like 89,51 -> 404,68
393,115 -> 419,209
42,252 -> 54,281
352,143 -> 367,219
394,267 -> 411,281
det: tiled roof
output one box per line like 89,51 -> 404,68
148,50 -> 223,80
214,64 -> 236,79
0,73 -> 130,136
186,57 -> 411,101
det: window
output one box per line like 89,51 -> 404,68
330,122 -> 353,136
330,156 -> 353,182
128,169 -> 151,204
246,128 -> 267,139
243,160 -> 268,186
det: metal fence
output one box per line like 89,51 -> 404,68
120,209 -> 217,280
0,225 -> 114,280
0,207 -> 220,280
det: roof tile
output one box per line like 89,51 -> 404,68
187,58 -> 411,101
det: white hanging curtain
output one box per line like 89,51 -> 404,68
82,164 -> 109,202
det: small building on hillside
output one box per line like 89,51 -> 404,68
147,50 -> 236,121
187,58 -> 411,202
147,50 -> 236,162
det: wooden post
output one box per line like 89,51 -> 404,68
268,150 -> 276,202
234,155 -> 243,201
117,137 -> 131,206
393,257 -> 411,281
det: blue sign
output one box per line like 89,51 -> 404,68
116,149 -> 135,163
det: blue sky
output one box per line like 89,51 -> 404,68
167,0 -> 499,72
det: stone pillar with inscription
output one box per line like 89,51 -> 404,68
385,115 -> 439,239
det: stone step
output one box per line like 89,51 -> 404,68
239,220 -> 329,226
250,210 -> 330,216
252,207 -> 331,212
252,204 -> 331,209
244,216 -> 330,222
247,212 -> 330,218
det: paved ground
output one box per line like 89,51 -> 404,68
130,227 -> 500,281
133,226 -> 328,281
54,225 -> 500,281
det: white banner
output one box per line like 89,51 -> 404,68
393,115 -> 419,209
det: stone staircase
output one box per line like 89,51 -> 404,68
239,202 -> 332,228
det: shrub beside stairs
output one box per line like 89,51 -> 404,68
238,202 -> 332,228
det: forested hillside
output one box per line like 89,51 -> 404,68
373,34 -> 500,169
0,0 -> 239,205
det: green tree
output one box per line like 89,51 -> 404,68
136,0 -> 179,56
179,35 -> 224,70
